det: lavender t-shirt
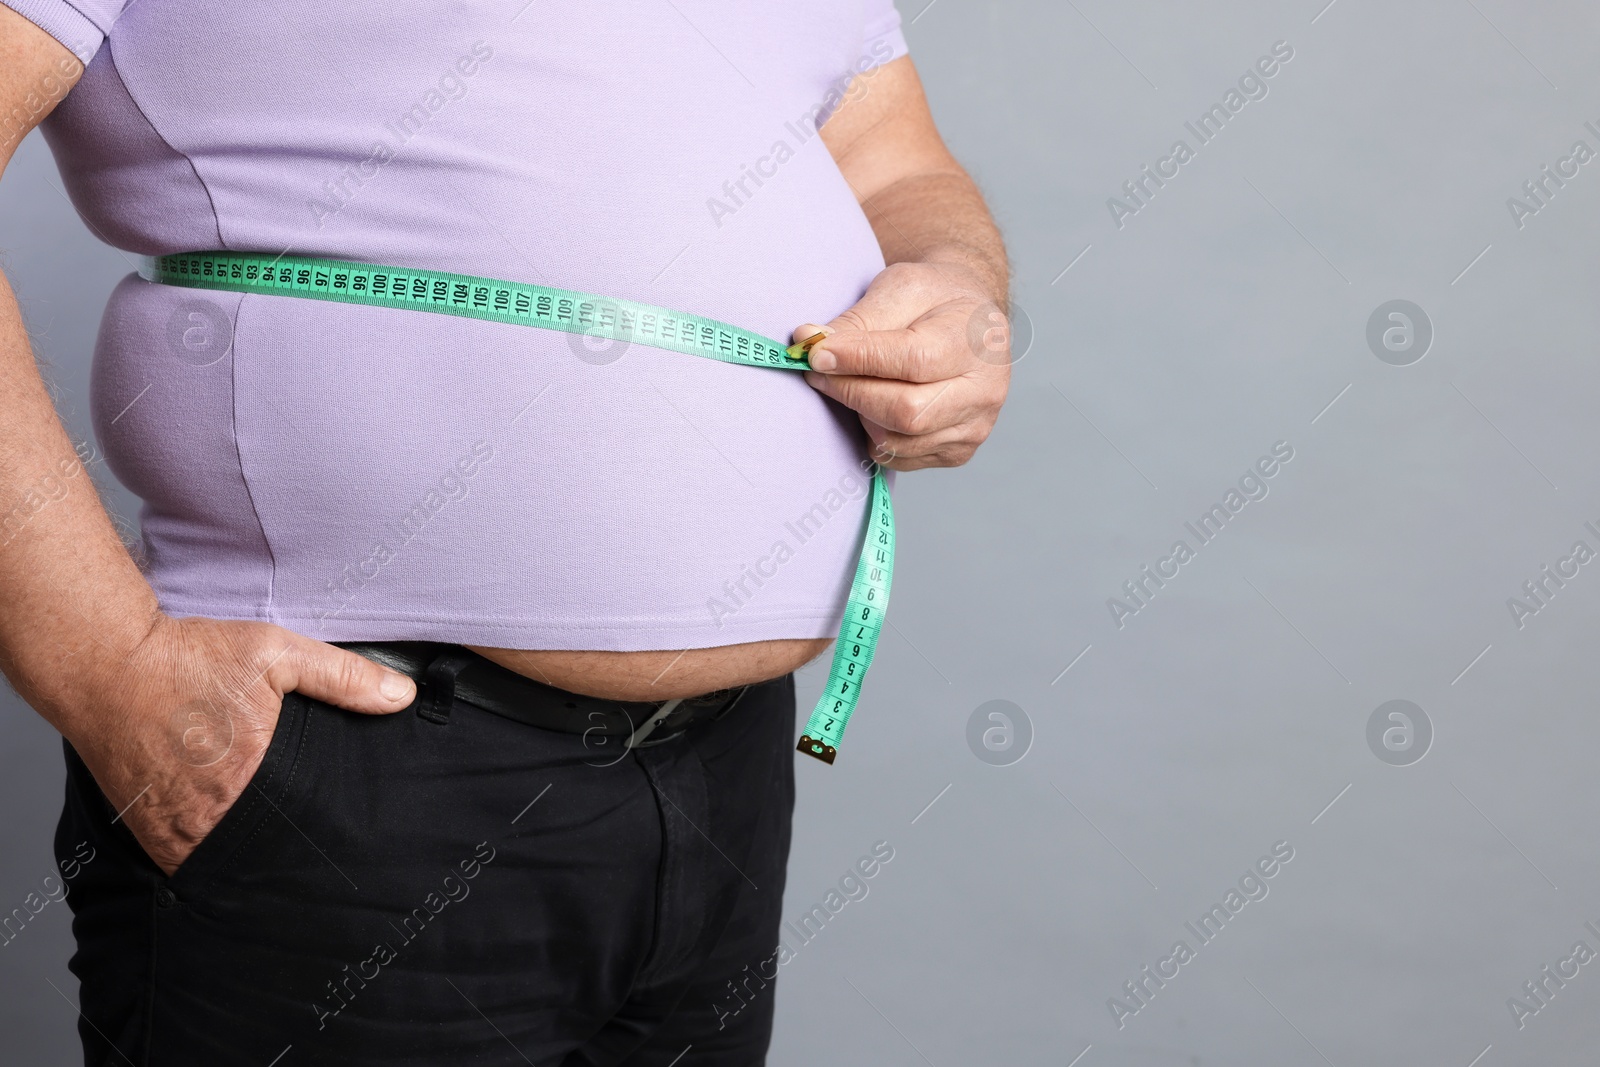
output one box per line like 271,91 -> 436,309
7,0 -> 906,651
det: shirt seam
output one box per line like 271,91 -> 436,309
229,296 -> 280,609
104,34 -> 227,248
100,36 -> 279,607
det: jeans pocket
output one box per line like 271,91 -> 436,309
163,690 -> 312,895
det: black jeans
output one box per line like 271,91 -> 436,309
55,656 -> 797,1066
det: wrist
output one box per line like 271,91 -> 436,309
12,598 -> 164,742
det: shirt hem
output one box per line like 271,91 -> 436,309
157,599 -> 845,652
861,6 -> 910,70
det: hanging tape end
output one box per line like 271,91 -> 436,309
796,735 -> 836,764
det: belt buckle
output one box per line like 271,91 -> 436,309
628,685 -> 750,748
627,698 -> 689,749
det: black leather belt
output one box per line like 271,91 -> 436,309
335,641 -> 752,749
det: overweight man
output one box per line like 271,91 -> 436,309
0,2 -> 1009,1063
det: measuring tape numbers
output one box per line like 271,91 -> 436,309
138,249 -> 894,764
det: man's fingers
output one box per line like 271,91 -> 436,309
270,631 -> 415,714
806,371 -> 975,436
790,259 -> 1009,469
861,418 -> 989,471
792,262 -> 971,380
810,324 -> 965,382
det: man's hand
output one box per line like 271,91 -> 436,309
807,53 -> 1011,471
68,615 -> 416,876
795,260 -> 1011,471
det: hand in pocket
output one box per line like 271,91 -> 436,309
65,616 -> 416,875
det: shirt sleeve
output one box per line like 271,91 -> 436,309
0,0 -> 125,64
859,0 -> 909,71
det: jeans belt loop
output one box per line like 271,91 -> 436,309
417,648 -> 478,725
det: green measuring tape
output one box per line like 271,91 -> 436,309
137,250 -> 893,764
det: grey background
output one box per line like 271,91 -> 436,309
5,0 -> 1600,1063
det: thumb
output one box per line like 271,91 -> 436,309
793,275 -> 930,377
274,632 -> 416,714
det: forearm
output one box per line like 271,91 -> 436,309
807,64 -> 1012,470
0,269 -> 162,730
859,169 -> 1009,310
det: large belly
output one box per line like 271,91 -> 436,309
79,4 -> 893,658
467,638 -> 832,700
91,279 -> 878,654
